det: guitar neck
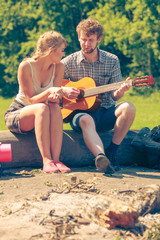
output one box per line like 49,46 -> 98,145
83,80 -> 133,97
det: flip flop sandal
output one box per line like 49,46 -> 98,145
43,161 -> 60,173
55,161 -> 71,173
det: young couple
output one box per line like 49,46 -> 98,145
5,18 -> 135,174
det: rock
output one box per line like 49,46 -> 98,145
91,184 -> 160,229
129,184 -> 160,216
96,203 -> 139,229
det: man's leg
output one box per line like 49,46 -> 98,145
105,102 -> 136,169
113,102 -> 136,144
79,114 -> 105,156
71,112 -> 114,173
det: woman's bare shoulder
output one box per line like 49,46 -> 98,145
55,62 -> 64,75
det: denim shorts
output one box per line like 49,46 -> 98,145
70,105 -> 118,132
4,99 -> 34,134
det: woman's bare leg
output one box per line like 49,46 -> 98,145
19,103 -> 53,165
49,102 -> 63,162
49,102 -> 71,172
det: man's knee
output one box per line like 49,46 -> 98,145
79,114 -> 95,129
116,102 -> 136,121
127,102 -> 136,118
122,102 -> 135,116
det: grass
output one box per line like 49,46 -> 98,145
119,89 -> 160,130
1,89 -> 160,131
0,96 -> 14,130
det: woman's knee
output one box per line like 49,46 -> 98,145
48,102 -> 61,114
36,103 -> 50,116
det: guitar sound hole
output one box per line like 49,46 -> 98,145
77,89 -> 84,100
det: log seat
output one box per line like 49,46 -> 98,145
0,130 -> 143,169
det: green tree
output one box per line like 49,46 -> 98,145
37,0 -> 100,54
0,0 -> 42,96
0,0 -> 99,96
0,0 -> 159,96
90,0 -> 160,79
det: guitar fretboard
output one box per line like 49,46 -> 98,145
84,80 -> 133,97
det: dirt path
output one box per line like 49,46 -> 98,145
0,166 -> 160,240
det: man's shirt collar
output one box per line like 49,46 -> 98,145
78,48 -> 104,64
77,50 -> 87,63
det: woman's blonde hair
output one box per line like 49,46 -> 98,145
30,31 -> 67,60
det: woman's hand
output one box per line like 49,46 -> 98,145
48,87 -> 64,103
62,87 -> 80,99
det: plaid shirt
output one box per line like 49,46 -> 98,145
61,48 -> 122,109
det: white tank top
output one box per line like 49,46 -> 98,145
15,61 -> 56,106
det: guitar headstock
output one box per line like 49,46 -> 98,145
132,76 -> 154,87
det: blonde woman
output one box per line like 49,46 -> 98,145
5,31 -> 80,173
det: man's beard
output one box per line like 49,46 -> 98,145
82,44 -> 98,54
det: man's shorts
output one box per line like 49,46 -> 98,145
70,105 -> 118,132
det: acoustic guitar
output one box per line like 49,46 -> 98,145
61,76 -> 154,122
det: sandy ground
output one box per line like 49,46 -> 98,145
0,166 -> 160,240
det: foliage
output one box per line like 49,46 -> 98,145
37,0 -> 100,53
90,0 -> 160,78
0,0 -> 160,96
0,0 -> 42,96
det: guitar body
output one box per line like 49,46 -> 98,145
61,77 -> 101,122
61,75 -> 154,122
